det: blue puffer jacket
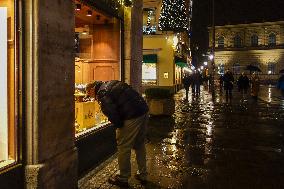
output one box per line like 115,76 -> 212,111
96,80 -> 149,128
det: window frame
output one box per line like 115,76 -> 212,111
233,35 -> 242,48
217,36 -> 224,48
251,34 -> 258,47
0,0 -> 22,171
268,33 -> 276,46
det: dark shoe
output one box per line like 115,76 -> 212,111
108,175 -> 129,187
135,174 -> 147,185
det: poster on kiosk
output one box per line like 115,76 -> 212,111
0,7 -> 8,160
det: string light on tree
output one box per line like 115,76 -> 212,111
159,0 -> 189,32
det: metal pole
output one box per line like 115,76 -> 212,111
211,0 -> 216,97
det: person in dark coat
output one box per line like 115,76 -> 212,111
182,74 -> 192,100
250,72 -> 260,101
192,71 -> 202,96
237,72 -> 250,96
223,69 -> 234,102
219,74 -> 224,93
277,74 -> 284,96
86,80 -> 149,187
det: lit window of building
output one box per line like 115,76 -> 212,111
218,36 -> 224,48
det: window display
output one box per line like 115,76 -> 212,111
74,0 -> 121,135
0,0 -> 17,169
142,63 -> 157,85
74,84 -> 109,134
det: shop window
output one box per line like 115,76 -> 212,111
217,36 -> 224,48
268,33 -> 276,46
74,0 -> 121,135
251,34 -> 258,47
267,63 -> 276,74
142,63 -> 157,85
0,0 -> 17,169
234,35 -> 242,48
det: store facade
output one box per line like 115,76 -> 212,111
0,0 -> 143,188
142,1 -> 192,93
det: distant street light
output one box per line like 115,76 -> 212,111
209,54 -> 214,60
204,61 -> 208,66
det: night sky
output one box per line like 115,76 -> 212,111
191,0 -> 284,54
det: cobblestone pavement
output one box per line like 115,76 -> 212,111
79,85 -> 284,189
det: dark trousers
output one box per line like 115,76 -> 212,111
225,89 -> 232,102
185,87 -> 189,100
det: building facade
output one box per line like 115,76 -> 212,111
209,21 -> 284,82
142,0 -> 192,92
0,0 -> 143,188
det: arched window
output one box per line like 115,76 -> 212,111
217,36 -> 224,48
268,33 -> 276,46
251,34 -> 258,47
234,35 -> 242,48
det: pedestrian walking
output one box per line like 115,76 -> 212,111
219,74 -> 224,93
250,72 -> 260,101
182,73 -> 192,100
237,72 -> 250,97
192,71 -> 202,96
223,69 -> 234,102
86,80 -> 149,187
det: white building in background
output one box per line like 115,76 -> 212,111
208,20 -> 284,82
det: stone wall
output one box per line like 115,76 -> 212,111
24,0 -> 77,188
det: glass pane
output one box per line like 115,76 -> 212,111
142,63 -> 157,85
0,0 -> 16,169
268,34 -> 276,46
218,37 -> 224,47
74,0 -> 121,135
251,35 -> 258,46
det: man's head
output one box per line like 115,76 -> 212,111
85,81 -> 103,98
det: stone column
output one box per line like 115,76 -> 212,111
24,0 -> 77,188
124,0 -> 143,93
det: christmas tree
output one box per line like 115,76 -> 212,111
159,0 -> 189,32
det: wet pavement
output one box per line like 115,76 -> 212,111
79,85 -> 284,189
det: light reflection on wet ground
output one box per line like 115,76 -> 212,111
79,85 -> 284,189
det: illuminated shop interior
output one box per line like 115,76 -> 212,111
74,1 -> 121,135
0,0 -> 17,170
